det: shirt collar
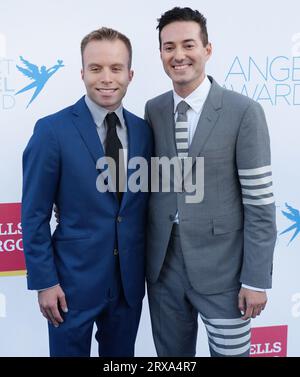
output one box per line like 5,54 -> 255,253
84,95 -> 125,128
173,75 -> 211,114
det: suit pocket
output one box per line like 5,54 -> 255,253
213,212 -> 243,235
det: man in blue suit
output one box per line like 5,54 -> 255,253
22,27 -> 153,357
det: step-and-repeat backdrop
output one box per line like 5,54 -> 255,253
0,0 -> 299,356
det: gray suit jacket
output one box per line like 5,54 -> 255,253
145,76 -> 277,294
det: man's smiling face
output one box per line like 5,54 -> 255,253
81,39 -> 133,110
160,21 -> 212,97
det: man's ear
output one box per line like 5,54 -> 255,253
129,69 -> 134,82
205,42 -> 213,59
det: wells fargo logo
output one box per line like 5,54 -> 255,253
250,325 -> 288,357
0,203 -> 25,276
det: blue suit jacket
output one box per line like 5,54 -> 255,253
22,97 -> 153,310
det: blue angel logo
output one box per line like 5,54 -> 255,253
280,203 -> 300,245
15,56 -> 64,108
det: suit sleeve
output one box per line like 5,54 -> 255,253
22,119 -> 60,290
236,101 -> 277,289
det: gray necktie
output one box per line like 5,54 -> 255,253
175,100 -> 190,158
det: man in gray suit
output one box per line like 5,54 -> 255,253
145,7 -> 277,357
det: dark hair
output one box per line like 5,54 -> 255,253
81,27 -> 132,68
157,7 -> 208,49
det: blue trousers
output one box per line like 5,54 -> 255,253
48,259 -> 142,357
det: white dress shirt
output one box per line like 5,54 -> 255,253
173,75 -> 211,147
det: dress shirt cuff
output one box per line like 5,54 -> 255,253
242,284 -> 266,292
38,283 -> 60,292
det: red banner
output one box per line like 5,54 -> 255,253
250,325 -> 288,357
0,203 -> 26,276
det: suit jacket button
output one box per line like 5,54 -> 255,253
169,214 -> 175,222
117,216 -> 122,223
113,248 -> 119,256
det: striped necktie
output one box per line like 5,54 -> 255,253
175,100 -> 190,158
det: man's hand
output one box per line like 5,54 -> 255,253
38,285 -> 68,327
238,287 -> 267,320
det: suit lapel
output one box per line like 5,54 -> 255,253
158,92 -> 177,159
71,97 -> 105,166
187,78 -> 223,164
157,83 -> 223,162
72,97 -> 119,200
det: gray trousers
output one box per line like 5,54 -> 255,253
147,224 -> 251,357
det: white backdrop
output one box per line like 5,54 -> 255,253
0,0 -> 299,356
